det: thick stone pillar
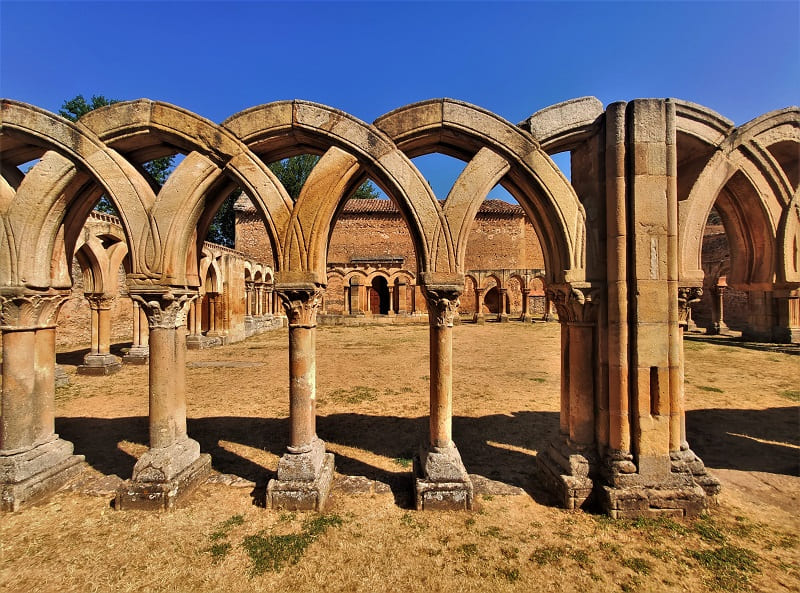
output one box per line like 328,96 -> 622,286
538,285 -> 601,509
414,278 -> 473,510
267,285 -> 334,511
744,290 -> 775,341
348,277 -> 364,316
1,291 -> 84,511
597,100 -> 710,518
773,289 -> 800,344
397,281 -> 408,314
116,290 -> 210,510
473,287 -> 485,324
78,294 -> 121,375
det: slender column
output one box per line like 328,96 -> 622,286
537,285 -> 601,510
397,281 -> 408,314
1,291 -> 84,511
708,279 -> 728,335
79,294 -> 121,374
473,287 -> 485,324
414,280 -> 473,510
520,288 -> 531,322
186,294 -> 205,350
245,282 -> 253,317
348,277 -> 363,316
497,287 -> 509,322
388,283 -> 395,316
268,285 -> 333,511
117,290 -> 210,510
266,287 -> 274,316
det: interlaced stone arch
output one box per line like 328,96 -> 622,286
2,96 -> 798,516
374,98 -> 586,285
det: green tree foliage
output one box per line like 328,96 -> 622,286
59,94 -> 175,213
206,190 -> 238,248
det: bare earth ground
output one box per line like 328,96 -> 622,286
1,323 -> 798,593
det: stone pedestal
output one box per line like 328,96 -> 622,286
414,443 -> 473,510
537,438 -> 597,510
123,345 -> 149,364
78,353 -> 122,375
267,438 -> 334,511
1,437 -> 85,511
116,437 -> 211,510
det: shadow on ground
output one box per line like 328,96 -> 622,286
56,342 -> 133,366
55,406 -> 799,507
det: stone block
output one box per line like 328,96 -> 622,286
413,444 -> 474,511
77,353 -> 122,376
267,453 -> 334,511
1,441 -> 85,512
116,454 -> 211,511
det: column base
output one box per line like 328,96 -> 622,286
55,364 -> 70,387
1,438 -> 85,512
77,353 -> 122,375
115,454 -> 211,511
123,346 -> 149,364
473,314 -> 485,324
520,314 -> 533,323
498,314 -> 509,323
267,439 -> 334,511
536,438 -> 597,510
671,448 -> 721,500
413,443 -> 474,510
599,450 -> 711,518
186,334 -> 204,351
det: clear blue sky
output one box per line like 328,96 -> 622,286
1,1 -> 798,196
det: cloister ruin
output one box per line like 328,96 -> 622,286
0,97 -> 797,516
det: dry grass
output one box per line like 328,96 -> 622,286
1,323 -> 798,593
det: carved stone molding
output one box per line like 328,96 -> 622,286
130,290 -> 197,330
546,284 -> 602,323
0,291 -> 69,331
277,287 -> 324,328
677,286 -> 703,327
421,286 -> 461,328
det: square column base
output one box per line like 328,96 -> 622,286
78,354 -> 122,375
537,440 -> 596,510
413,444 -> 474,510
123,346 -> 149,364
267,453 -> 335,511
601,483 -> 708,519
1,439 -> 85,511
115,454 -> 211,511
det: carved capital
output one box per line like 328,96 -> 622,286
421,286 -> 461,328
277,287 -> 324,328
546,284 -> 602,323
0,291 -> 69,331
677,286 -> 703,326
84,293 -> 116,311
131,290 -> 197,330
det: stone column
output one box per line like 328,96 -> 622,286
244,282 -> 253,317
744,290 -> 775,342
1,291 -> 84,511
473,287 -> 485,324
116,290 -> 210,510
186,295 -> 205,350
267,285 -> 334,511
708,280 -> 728,335
124,298 -> 151,364
78,294 -> 121,375
520,288 -> 532,322
497,287 -> 509,322
414,279 -> 473,510
537,285 -> 601,510
543,291 -> 553,322
388,283 -> 395,316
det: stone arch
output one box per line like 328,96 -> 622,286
222,101 -> 444,281
778,193 -> 800,285
679,107 -> 800,287
373,98 -> 586,284
75,100 -> 294,286
0,100 -> 157,288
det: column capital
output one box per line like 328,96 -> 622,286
0,290 -> 69,331
84,293 -> 116,311
130,290 -> 198,330
276,284 -> 324,328
546,283 -> 603,323
677,286 -> 703,327
421,285 -> 461,328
